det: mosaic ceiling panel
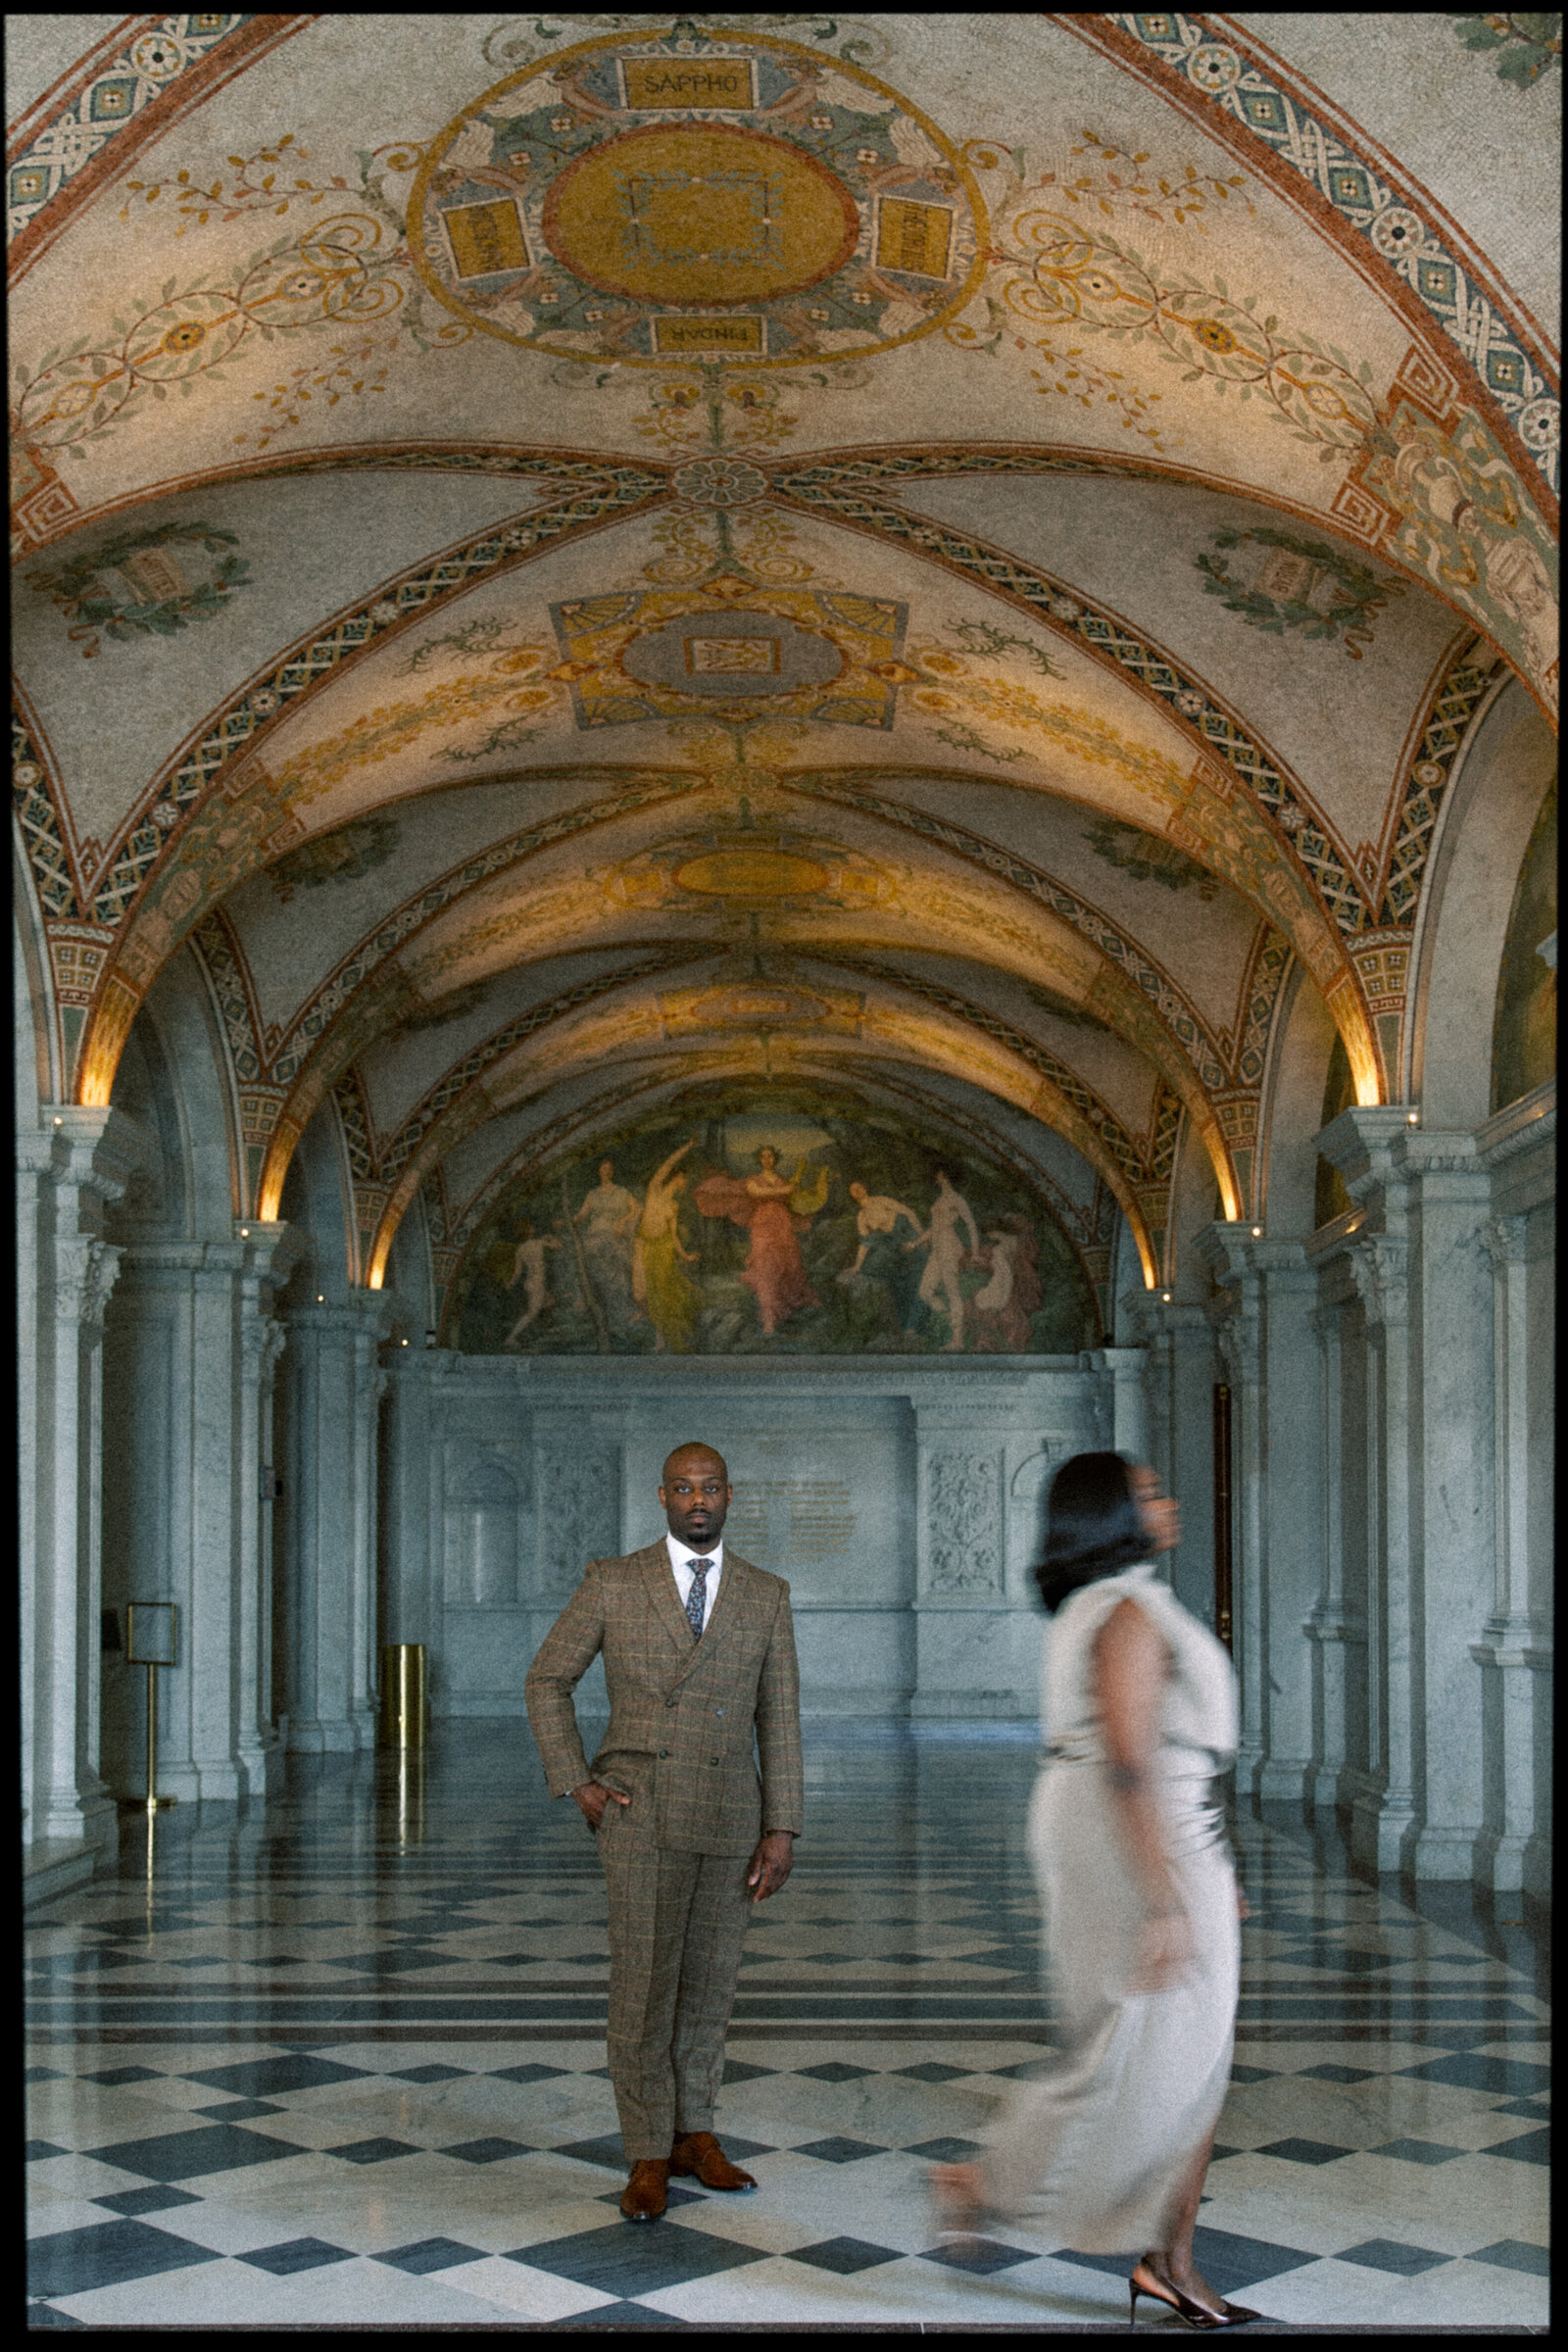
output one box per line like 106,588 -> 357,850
8,13 -> 1557,1311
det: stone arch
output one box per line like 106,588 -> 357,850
276,1096 -> 359,1305
1257,958 -> 1344,1236
1407,682 -> 1558,1131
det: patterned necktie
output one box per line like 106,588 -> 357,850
684,1557 -> 712,1640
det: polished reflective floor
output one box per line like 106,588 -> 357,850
26,1727 -> 1549,2330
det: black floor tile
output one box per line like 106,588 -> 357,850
552,2133 -> 628,2170
1480,2126 -> 1548,2164
327,2137 -> 424,2164
1399,2052 -> 1549,2097
892,2062 -> 969,2082
795,2061 -> 875,2082
387,2063 -> 471,2083
1253,2136 -> 1352,2166
440,2136 -> 534,2163
787,2236 -> 903,2275
91,2186 -> 202,2219
374,2236 -> 487,2275
182,2054 -> 369,2098
903,2135 -> 985,2161
86,2122 -> 308,2182
719,2059 -> 776,2085
488,2062 -> 570,2084
506,2221 -> 765,2295
191,2098 -> 282,2120
79,2066 -> 163,2086
239,2236 -> 357,2275
1297,2063 -> 1378,2083
553,2303 -> 689,2328
1491,2094 -> 1549,2118
1337,2237 -> 1450,2275
26,2140 -> 70,2161
1468,2239 -> 1549,2276
921,2235 -> 1034,2275
1370,2137 -> 1467,2164
791,2136 -> 889,2164
26,2220 -> 219,2299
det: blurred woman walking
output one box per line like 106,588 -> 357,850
930,1451 -> 1260,2329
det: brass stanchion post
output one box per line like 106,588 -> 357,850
122,1603 -> 178,1812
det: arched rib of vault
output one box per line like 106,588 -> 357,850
227,761 -> 1242,1213
360,960 -> 1164,1293
59,464 -> 1389,1106
428,1053 -> 1122,1349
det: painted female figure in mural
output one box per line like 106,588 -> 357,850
632,1139 -> 703,1354
695,1146 -> 829,1338
909,1169 -> 981,1350
574,1157 -> 644,1335
502,1223 -> 562,1346
838,1180 -> 926,1340
971,1214 -> 1044,1352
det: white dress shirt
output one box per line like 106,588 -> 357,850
666,1532 -> 723,1631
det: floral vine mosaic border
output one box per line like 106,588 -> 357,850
770,455 -> 1372,936
270,774 -> 700,1089
374,950 -> 705,1186
7,15 -> 261,251
828,953 -> 1153,1185
79,463 -> 666,929
786,775 -> 1230,1090
1098,13 -> 1559,499
1379,644 -> 1509,924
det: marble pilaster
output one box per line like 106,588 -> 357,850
19,1107 -> 150,1874
277,1295 -> 393,1751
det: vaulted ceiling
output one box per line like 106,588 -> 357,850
10,13 -> 1559,1310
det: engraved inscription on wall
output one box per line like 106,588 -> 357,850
726,1479 -> 856,1571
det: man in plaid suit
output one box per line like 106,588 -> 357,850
525,1441 -> 804,2222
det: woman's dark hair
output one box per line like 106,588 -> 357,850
1032,1450 -> 1149,1613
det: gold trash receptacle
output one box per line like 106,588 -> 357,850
377,1643 -> 428,1748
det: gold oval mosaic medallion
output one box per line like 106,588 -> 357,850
543,123 -> 860,308
407,24 -> 985,368
674,849 -> 832,898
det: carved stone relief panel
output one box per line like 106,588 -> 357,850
925,1447 -> 1005,1596
536,1446 -> 621,1604
442,1446 -> 529,1606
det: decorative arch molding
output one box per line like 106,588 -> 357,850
1072,12 -> 1559,512
6,15 -> 318,284
1404,679 -> 1557,1126
363,956 -> 1168,1296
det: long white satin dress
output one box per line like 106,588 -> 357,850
979,1561 -> 1241,2252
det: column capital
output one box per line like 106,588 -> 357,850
54,1235 -> 122,1333
1348,1234 -> 1409,1332
1482,1212 -> 1532,1270
20,1105 -> 157,1207
1195,1226 -> 1311,1290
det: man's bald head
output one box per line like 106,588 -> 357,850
662,1441 -> 727,1486
659,1443 -> 731,1546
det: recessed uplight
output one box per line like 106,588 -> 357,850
1406,1111 -> 1419,1125
1251,1226 -> 1262,1238
1161,1292 -> 1171,1302
401,1338 -> 409,1347
53,1116 -> 62,1126
317,1294 -> 324,1302
240,1227 -> 249,1237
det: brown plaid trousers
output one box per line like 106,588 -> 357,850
524,1543 -> 806,2159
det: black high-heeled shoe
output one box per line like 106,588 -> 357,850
1129,2259 -> 1261,2328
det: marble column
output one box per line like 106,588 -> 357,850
1118,1299 -> 1216,1624
277,1295 -> 393,1751
379,1344 -> 437,1650
1470,1212 -> 1552,1893
1196,1232 -> 1322,1805
101,1227 -> 300,1805
1302,1294 -> 1358,1816
1344,1232 -> 1419,1873
19,1107 -> 150,1875
1083,1345 -> 1150,1463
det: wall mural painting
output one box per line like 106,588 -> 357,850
1492,777 -> 1556,1112
450,1092 -> 1098,1357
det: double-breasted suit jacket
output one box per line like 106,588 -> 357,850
524,1542 -> 805,1856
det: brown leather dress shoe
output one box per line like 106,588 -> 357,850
619,2157 -> 670,2222
669,2130 -> 758,2190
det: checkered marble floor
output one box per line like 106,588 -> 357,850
26,1726 -> 1548,2329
